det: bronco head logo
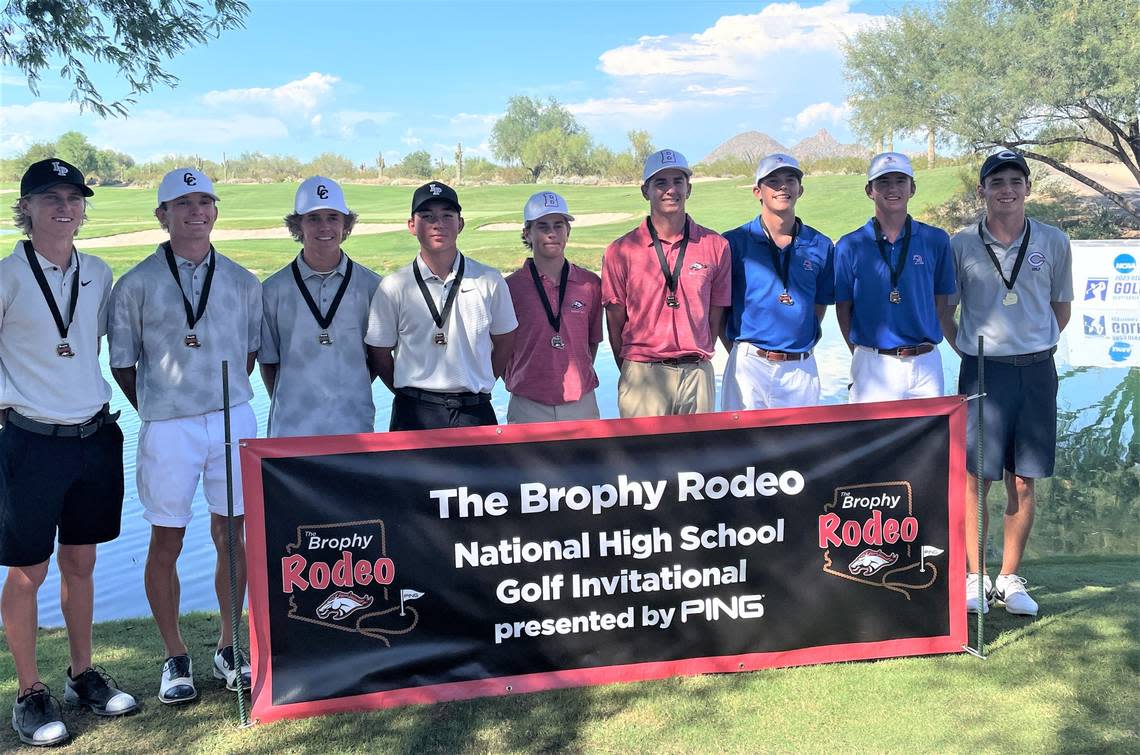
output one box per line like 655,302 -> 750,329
848,548 -> 899,576
315,590 -> 374,620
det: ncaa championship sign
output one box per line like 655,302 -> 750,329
240,398 -> 966,723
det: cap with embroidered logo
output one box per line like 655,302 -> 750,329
642,149 -> 692,183
20,158 -> 94,198
523,191 -> 575,222
979,150 -> 1030,183
867,152 -> 914,181
295,176 -> 349,215
158,167 -> 219,205
411,181 -> 461,215
755,153 -> 803,183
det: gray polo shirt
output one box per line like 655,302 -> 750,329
949,217 -> 1074,357
365,253 -> 517,394
108,245 -> 261,421
0,242 -> 113,424
260,252 -> 381,438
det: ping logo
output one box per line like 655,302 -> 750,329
1109,341 -> 1131,362
183,172 -> 197,186
1114,254 -> 1136,275
317,184 -> 329,199
428,183 -> 442,196
1085,278 -> 1108,301
51,161 -> 68,176
543,192 -> 558,207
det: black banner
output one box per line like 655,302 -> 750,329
242,398 -> 966,723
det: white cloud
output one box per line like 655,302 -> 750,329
90,112 -> 290,154
201,72 -> 340,115
684,84 -> 752,97
785,100 -> 853,131
0,101 -> 83,154
401,129 -> 422,147
598,0 -> 877,78
568,97 -> 687,123
314,110 -> 397,140
449,112 -> 499,129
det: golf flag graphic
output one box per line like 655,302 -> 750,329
920,545 -> 945,572
400,589 -> 425,616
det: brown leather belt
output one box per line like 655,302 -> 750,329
755,348 -> 811,362
874,344 -> 935,357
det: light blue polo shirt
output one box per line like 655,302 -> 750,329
724,216 -> 835,352
835,218 -> 956,349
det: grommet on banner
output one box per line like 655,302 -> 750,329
505,685 -> 513,692
738,662 -> 745,670
496,428 -> 502,435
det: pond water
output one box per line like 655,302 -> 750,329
2,314 -> 1136,628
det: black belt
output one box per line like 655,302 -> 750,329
3,404 -> 119,439
651,355 -> 704,367
398,387 -> 491,408
975,347 -> 1056,366
874,344 -> 935,357
754,347 -> 811,362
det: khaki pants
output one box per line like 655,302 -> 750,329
617,360 -> 715,418
506,391 -> 601,424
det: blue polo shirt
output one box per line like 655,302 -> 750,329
834,217 -> 956,349
724,216 -> 835,352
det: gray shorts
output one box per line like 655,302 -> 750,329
958,353 -> 1058,481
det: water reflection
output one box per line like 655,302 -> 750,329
3,314 -> 1135,627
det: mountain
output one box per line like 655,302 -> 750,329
700,128 -> 869,164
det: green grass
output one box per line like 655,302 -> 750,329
2,555 -> 1136,753
1,170 -> 965,279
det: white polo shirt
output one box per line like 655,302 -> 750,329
0,241 -> 113,424
365,252 -> 517,394
260,252 -> 382,437
108,245 -> 261,421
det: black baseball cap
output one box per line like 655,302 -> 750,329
979,150 -> 1030,183
411,181 -> 461,215
20,158 -> 94,198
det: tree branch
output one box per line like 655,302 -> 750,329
999,146 -> 1140,221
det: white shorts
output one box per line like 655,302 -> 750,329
137,402 -> 257,528
507,391 -> 600,424
721,342 -> 820,410
849,346 -> 944,403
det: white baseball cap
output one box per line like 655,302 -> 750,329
295,176 -> 350,214
755,153 -> 803,183
867,152 -> 914,181
642,149 -> 692,183
158,167 -> 219,204
523,191 -> 574,222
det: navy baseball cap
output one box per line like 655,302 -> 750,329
979,150 -> 1030,182
411,181 -> 462,215
20,158 -> 94,198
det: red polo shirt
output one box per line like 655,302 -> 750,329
601,216 -> 731,361
504,261 -> 602,405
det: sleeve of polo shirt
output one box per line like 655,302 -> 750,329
816,239 -> 837,305
107,276 -> 143,368
97,265 -> 112,338
946,234 -> 964,306
710,236 -> 732,307
365,277 -> 399,348
258,284 -> 280,365
932,229 -> 957,296
246,275 -> 263,353
833,236 -> 854,303
488,271 -> 519,336
600,242 -> 626,306
1052,233 -> 1074,302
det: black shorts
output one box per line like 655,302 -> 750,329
0,420 -> 125,567
390,390 -> 497,432
958,354 -> 1058,481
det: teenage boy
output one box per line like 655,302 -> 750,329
366,181 -> 517,430
1,159 -> 136,746
721,153 -> 834,409
504,191 -> 602,423
942,150 -> 1073,617
109,168 -> 261,703
259,176 -> 381,437
602,149 -> 731,417
835,152 -> 956,402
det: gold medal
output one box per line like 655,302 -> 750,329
56,342 -> 75,358
184,334 -> 201,348
1003,291 -> 1018,306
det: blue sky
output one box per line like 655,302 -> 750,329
0,0 -> 899,165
